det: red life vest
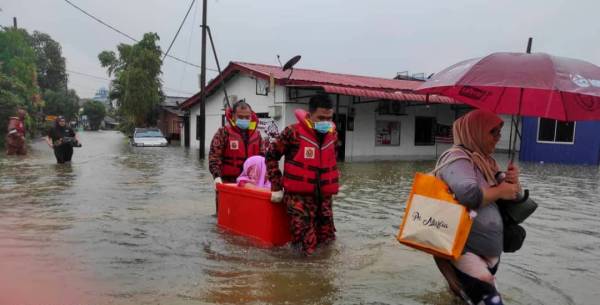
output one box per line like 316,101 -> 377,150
283,109 -> 339,196
9,117 -> 25,135
221,109 -> 262,178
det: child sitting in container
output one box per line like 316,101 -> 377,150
236,155 -> 271,190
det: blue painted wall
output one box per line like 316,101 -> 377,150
520,117 -> 600,165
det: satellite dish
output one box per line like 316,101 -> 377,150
283,55 -> 301,71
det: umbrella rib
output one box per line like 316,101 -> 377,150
548,54 -> 566,121
492,87 -> 508,113
560,91 -> 569,122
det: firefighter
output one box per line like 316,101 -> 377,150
209,100 -> 264,211
5,109 -> 27,156
266,94 -> 340,255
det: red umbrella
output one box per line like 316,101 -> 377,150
417,52 -> 600,121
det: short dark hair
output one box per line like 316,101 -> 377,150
308,94 -> 333,112
232,99 -> 251,113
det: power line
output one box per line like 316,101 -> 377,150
66,69 -> 196,95
66,69 -> 110,81
63,0 -> 219,72
64,0 -> 136,42
163,0 -> 196,62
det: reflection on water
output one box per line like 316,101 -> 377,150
0,131 -> 599,305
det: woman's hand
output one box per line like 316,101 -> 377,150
505,162 -> 520,185
483,181 -> 520,204
496,182 -> 520,200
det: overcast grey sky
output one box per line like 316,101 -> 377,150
2,0 -> 599,98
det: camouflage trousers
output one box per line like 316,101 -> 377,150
5,137 -> 26,156
284,193 -> 336,255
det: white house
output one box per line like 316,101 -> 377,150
180,62 -> 517,162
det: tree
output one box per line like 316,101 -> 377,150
98,33 -> 163,129
28,31 -> 66,92
83,100 -> 106,131
43,89 -> 79,120
0,28 -> 39,105
0,28 -> 40,147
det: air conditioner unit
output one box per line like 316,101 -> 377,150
269,105 -> 282,119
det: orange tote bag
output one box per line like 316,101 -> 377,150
396,172 -> 472,260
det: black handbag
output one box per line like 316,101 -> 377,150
497,189 -> 538,224
497,189 -> 537,253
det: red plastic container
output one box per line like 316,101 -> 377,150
217,183 -> 292,247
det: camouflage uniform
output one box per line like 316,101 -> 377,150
266,126 -> 337,255
208,127 -> 264,181
5,117 -> 27,156
209,127 -> 264,211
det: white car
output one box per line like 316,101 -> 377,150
131,128 -> 168,147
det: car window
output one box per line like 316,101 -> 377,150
135,131 -> 163,138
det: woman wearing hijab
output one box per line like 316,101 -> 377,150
236,155 -> 271,190
46,116 -> 80,164
434,110 -> 521,305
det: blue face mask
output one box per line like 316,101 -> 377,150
314,121 -> 332,134
236,119 -> 250,130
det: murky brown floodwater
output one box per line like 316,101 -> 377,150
1,130 -> 599,305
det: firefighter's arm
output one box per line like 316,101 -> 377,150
208,128 -> 227,179
266,127 -> 292,192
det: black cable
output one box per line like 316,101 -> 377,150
64,0 -> 137,42
63,0 -> 218,72
66,69 -> 195,95
162,0 -> 196,62
66,69 -> 109,81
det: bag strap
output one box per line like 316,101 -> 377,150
430,148 -> 474,177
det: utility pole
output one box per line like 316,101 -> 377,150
13,17 -> 17,29
198,0 -> 207,159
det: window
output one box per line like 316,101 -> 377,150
537,118 -> 575,144
256,78 -> 269,95
415,117 -> 436,146
375,121 -> 400,146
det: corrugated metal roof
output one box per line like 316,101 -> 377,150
234,62 -> 421,91
320,85 -> 455,104
180,61 -> 457,109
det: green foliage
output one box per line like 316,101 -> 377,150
83,100 -> 106,131
0,28 -> 37,92
43,89 -> 80,120
99,33 -> 164,127
0,28 -> 40,147
29,31 -> 66,92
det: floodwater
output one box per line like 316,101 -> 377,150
0,130 -> 599,305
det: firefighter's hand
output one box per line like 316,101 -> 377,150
271,190 -> 283,203
214,177 -> 223,189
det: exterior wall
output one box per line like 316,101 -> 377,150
157,110 -> 181,141
343,103 -> 456,161
186,74 -> 516,162
520,117 -> 600,165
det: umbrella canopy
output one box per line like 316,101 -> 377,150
417,52 -> 600,121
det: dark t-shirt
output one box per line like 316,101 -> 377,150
48,126 -> 76,142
